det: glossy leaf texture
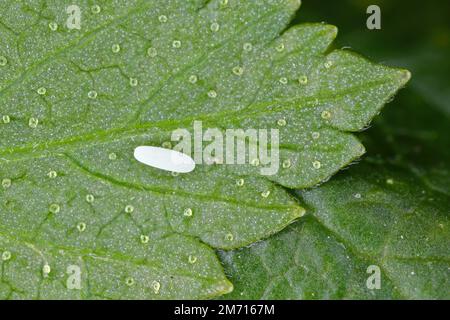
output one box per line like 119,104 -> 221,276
0,0 -> 408,299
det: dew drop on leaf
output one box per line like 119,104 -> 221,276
158,15 -> 168,23
140,235 -> 149,244
232,66 -> 244,76
298,75 -> 308,85
261,190 -> 271,198
188,75 -> 198,83
1,178 -> 11,189
282,159 -> 291,169
1,251 -> 11,261
243,42 -> 253,52
2,115 -> 10,123
28,117 -> 39,128
91,5 -> 101,14
152,280 -> 161,294
225,233 -> 234,241
47,170 -> 57,179
86,194 -> 94,203
183,208 -> 193,217
108,152 -> 117,160
49,203 -> 60,214
77,222 -> 86,232
42,264 -> 51,276
172,40 -> 181,48
207,90 -> 217,98
276,43 -> 285,52
321,110 -> 331,119
312,161 -> 321,169
0,56 -> 7,66
88,90 -> 97,99
48,22 -> 58,31
188,255 -> 197,264
111,44 -> 121,53
125,277 -> 135,286
147,47 -> 157,57
129,78 -> 138,86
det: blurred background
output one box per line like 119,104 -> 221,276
293,0 -> 450,192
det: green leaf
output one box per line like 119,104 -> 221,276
220,161 -> 450,299
0,0 -> 408,299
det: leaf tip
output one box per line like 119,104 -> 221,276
214,279 -> 234,296
287,0 -> 301,11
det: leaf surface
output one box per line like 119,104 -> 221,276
0,0 -> 408,299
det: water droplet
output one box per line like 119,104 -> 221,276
42,264 -> 51,275
2,115 -> 10,123
88,90 -> 97,99
111,44 -> 121,53
282,159 -> 291,169
225,233 -> 234,241
236,178 -> 244,186
47,170 -> 57,179
279,77 -> 288,85
311,132 -> 320,139
91,5 -> 101,14
210,22 -> 220,32
28,117 -> 39,128
188,255 -> 197,264
277,118 -> 286,126
147,47 -> 157,57
232,66 -> 244,76
161,141 -> 172,149
158,15 -> 168,23
152,280 -> 161,294
312,161 -> 321,169
251,158 -> 260,167
140,235 -> 149,244
183,208 -> 193,217
1,251 -> 11,261
125,205 -> 134,213
0,56 -> 7,66
108,152 -> 117,160
243,42 -> 253,52
276,43 -> 285,52
172,40 -> 181,48
386,178 -> 394,185
129,78 -> 138,86
37,87 -> 46,95
324,60 -> 333,69
321,110 -> 331,120
188,75 -> 198,83
77,222 -> 86,232
125,277 -> 135,286
1,178 -> 11,189
261,190 -> 270,198
48,22 -> 58,31
86,194 -> 95,203
49,203 -> 60,214
298,75 -> 308,85
207,90 -> 217,98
